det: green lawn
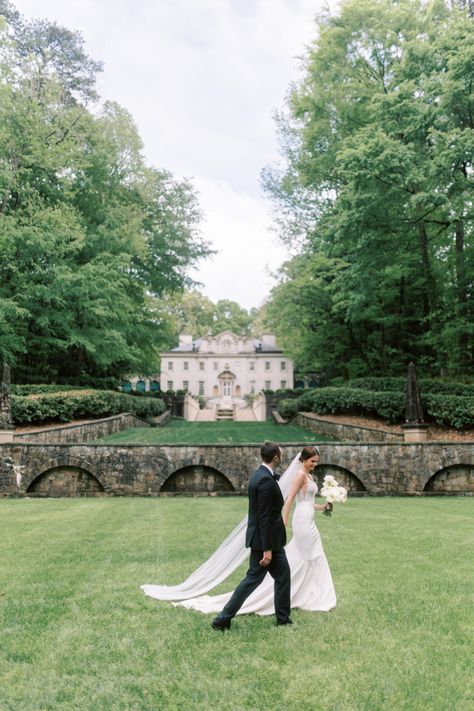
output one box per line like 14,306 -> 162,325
1,497 -> 472,710
97,419 -> 335,444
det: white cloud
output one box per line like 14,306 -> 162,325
12,0 -> 338,308
190,177 -> 288,309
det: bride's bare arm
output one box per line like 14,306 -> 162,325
282,470 -> 306,526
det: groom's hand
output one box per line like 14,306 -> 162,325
260,551 -> 272,567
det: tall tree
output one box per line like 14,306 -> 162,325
262,0 -> 473,377
0,4 -> 211,382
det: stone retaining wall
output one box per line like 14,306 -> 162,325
12,413 -> 149,444
1,441 -> 473,497
294,412 -> 404,443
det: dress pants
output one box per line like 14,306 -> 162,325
217,548 -> 291,624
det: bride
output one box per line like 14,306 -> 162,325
141,445 -> 336,616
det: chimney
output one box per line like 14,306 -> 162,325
261,333 -> 276,347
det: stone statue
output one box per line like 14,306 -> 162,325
0,362 -> 13,428
405,362 -> 424,425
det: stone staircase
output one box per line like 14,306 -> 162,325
216,407 -> 234,421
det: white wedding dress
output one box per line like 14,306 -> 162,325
142,457 -> 336,615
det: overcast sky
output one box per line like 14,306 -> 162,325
13,0 -> 337,309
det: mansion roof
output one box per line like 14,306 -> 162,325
165,331 -> 283,355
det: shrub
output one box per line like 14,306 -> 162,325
423,395 -> 474,429
281,385 -> 473,429
11,390 -> 166,425
330,377 -> 474,397
278,399 -> 299,419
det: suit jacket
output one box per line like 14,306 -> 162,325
245,464 -> 286,551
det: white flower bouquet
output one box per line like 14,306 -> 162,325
320,474 -> 347,517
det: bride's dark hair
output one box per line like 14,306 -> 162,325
299,445 -> 320,462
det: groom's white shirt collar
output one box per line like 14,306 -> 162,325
261,462 -> 274,475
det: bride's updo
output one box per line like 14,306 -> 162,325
299,445 -> 320,462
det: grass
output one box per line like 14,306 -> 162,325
1,497 -> 473,711
96,419 -> 335,445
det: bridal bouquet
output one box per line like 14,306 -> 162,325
320,475 -> 347,517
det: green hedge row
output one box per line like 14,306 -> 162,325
11,391 -> 166,425
12,384 -> 91,396
330,377 -> 474,397
278,387 -> 474,429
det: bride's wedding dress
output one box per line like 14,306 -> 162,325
174,477 -> 336,615
141,454 -> 336,615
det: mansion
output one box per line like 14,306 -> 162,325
161,331 -> 293,401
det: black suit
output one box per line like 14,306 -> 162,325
216,464 -> 291,624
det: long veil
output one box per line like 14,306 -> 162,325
141,452 -> 302,601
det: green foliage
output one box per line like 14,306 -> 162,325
11,384 -> 90,395
11,390 -> 165,425
156,291 -> 258,349
283,383 -> 474,428
423,394 -> 474,429
0,4 -> 211,383
262,0 -> 474,378
331,377 -> 474,397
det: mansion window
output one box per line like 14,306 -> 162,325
281,380 -> 287,389
265,361 -> 271,371
182,381 -> 189,391
214,361 -> 219,370
168,362 -> 173,371
167,381 -> 173,391
265,380 -> 271,390
280,361 -> 287,371
250,381 -> 256,394
249,361 -> 255,371
199,381 -> 205,396
199,362 -> 205,371
183,361 -> 189,371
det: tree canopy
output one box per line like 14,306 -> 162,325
0,2 -> 211,383
262,0 -> 473,378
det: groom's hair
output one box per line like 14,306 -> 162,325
261,441 -> 281,463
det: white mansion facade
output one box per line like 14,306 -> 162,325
160,331 -> 294,400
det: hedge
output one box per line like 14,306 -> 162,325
330,377 -> 474,397
11,390 -> 166,425
278,386 -> 474,429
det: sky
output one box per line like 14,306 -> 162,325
12,0 -> 337,310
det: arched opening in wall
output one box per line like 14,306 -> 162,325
122,380 -> 132,393
160,466 -> 235,496
136,380 -> 146,393
424,464 -> 474,495
294,380 -> 305,389
316,464 -> 366,494
26,466 -> 105,497
150,380 -> 160,392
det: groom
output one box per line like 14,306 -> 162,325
211,441 -> 291,630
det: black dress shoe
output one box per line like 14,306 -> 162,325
211,617 -> 231,631
276,618 -> 293,626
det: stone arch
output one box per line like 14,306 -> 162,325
424,463 -> 474,494
136,379 -> 146,393
160,464 -> 235,495
122,380 -> 132,393
22,455 -> 108,495
316,463 -> 366,493
26,465 -> 105,497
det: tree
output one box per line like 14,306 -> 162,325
0,4 -> 211,382
262,0 -> 474,378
